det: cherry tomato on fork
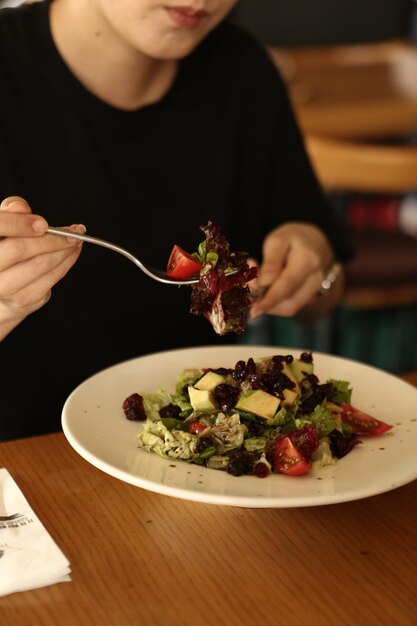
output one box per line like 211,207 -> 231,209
166,245 -> 202,279
340,403 -> 393,436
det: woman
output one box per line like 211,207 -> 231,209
0,0 -> 352,439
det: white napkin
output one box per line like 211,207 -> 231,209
0,468 -> 71,596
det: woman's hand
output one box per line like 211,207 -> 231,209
0,196 -> 85,340
250,222 -> 344,320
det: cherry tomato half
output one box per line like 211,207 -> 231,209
340,403 -> 393,436
166,245 -> 202,279
189,420 -> 208,435
274,436 -> 312,476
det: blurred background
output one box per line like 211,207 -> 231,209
231,0 -> 415,45
4,0 -> 413,42
2,0 -> 417,373
228,1 -> 417,375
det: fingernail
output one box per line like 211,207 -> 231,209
1,199 -> 26,211
65,224 -> 86,244
72,224 -> 86,234
31,218 -> 48,233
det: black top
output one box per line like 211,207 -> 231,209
0,1 -> 352,440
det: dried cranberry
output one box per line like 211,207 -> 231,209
289,426 -> 319,457
211,367 -> 231,376
232,358 -> 256,383
122,393 -> 147,421
271,382 -> 285,399
272,354 -> 294,366
213,383 -> 240,413
300,378 -> 334,414
272,373 -> 296,397
196,436 -> 214,453
232,360 -> 247,382
227,451 -> 258,476
246,358 -> 256,377
251,463 -> 270,478
159,403 -> 182,419
247,374 -> 262,389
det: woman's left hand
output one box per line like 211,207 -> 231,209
250,222 -> 342,319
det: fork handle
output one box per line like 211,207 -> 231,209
47,227 -> 111,248
46,226 -> 195,285
46,227 -> 150,275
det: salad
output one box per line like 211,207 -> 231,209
123,352 -> 392,477
166,222 -> 257,336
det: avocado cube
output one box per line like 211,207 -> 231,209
188,387 -> 217,411
194,371 -> 225,392
282,388 -> 298,408
289,358 -> 314,383
235,390 -> 280,420
281,362 -> 300,393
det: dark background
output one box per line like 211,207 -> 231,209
231,0 -> 415,46
1,1 -> 415,45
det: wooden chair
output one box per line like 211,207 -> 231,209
269,40 -> 417,310
306,136 -> 417,194
305,135 -> 417,309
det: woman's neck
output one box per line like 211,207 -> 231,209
49,0 -> 178,111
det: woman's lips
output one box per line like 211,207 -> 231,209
166,6 -> 208,29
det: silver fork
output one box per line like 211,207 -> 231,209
47,227 -> 238,286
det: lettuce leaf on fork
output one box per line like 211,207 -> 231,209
189,222 -> 257,335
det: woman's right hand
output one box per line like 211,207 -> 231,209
0,196 -> 85,340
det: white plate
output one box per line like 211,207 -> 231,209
62,345 -> 417,508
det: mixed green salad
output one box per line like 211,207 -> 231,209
166,222 -> 257,336
123,352 -> 392,477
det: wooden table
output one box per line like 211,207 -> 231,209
1,374 -> 417,626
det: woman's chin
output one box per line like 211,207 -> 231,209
143,37 -> 206,61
